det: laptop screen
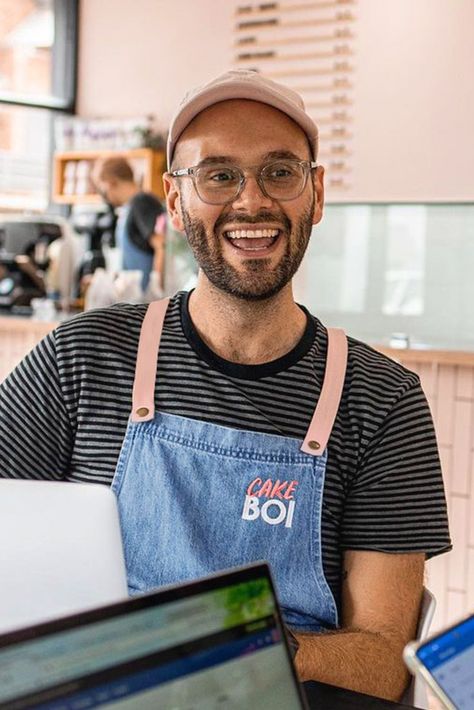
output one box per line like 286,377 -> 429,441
415,614 -> 474,709
0,564 -> 304,709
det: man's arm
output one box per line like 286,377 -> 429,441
294,550 -> 424,702
0,332 -> 73,479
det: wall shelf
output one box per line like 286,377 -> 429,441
52,148 -> 166,204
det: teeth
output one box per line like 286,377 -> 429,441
225,229 -> 279,239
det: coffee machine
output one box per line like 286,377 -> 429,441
69,203 -> 116,298
0,220 -> 61,310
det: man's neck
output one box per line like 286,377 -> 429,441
119,183 -> 140,205
188,277 -> 307,365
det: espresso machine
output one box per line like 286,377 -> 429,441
0,220 -> 62,311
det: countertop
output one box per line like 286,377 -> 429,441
2,314 -> 474,366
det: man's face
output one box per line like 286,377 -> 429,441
95,178 -> 121,207
165,99 -> 324,301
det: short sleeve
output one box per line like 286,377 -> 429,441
127,192 -> 164,250
341,381 -> 451,558
0,332 -> 73,480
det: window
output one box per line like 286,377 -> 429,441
0,0 -> 78,210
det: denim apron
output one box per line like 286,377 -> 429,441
111,298 -> 348,632
116,204 -> 153,292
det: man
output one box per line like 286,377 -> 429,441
96,156 -> 165,291
0,70 -> 450,701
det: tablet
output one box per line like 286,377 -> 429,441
404,613 -> 474,710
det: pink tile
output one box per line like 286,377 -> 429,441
467,549 -> 474,614
447,495 -> 469,591
435,366 -> 456,446
438,446 -> 452,500
452,401 -> 473,496
447,590 -> 466,625
470,453 -> 474,547
426,553 -> 448,631
456,366 -> 474,401
418,362 -> 438,399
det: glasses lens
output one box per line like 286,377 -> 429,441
261,160 -> 306,200
195,164 -> 241,204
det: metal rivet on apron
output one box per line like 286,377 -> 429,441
136,407 -> 149,417
308,440 -> 320,450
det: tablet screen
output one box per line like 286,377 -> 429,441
416,614 -> 474,709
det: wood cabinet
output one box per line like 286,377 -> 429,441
52,148 -> 166,204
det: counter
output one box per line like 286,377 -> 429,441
376,346 -> 474,368
0,316 -> 57,383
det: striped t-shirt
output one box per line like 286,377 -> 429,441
0,291 -> 451,611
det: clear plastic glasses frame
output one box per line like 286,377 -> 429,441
170,158 -> 318,205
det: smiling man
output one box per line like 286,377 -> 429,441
0,70 -> 451,701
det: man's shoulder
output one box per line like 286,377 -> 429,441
55,294 -> 183,343
57,302 -> 147,338
346,335 -> 419,388
130,191 -> 164,212
309,317 -> 421,404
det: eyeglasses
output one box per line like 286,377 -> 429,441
170,158 -> 317,205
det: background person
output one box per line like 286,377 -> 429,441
96,156 -> 165,291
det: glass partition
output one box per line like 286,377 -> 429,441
294,204 -> 474,350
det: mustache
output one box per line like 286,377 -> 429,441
214,210 -> 291,233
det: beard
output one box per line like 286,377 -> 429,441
181,198 -> 315,302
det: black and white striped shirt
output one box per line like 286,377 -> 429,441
0,291 -> 451,611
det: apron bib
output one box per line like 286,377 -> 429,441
111,298 -> 347,632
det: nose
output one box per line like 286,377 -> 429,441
231,174 -> 274,214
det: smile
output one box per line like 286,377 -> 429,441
223,228 -> 281,252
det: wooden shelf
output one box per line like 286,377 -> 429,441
52,148 -> 166,204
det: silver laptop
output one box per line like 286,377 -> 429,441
0,562 -> 306,709
0,480 -> 128,633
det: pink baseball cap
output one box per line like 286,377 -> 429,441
167,69 -> 319,167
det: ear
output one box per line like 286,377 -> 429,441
311,165 -> 325,226
163,172 -> 185,232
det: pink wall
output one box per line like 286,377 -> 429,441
78,0 -> 474,201
77,0 -> 233,129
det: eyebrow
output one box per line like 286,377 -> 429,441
197,150 -> 302,167
263,150 -> 302,161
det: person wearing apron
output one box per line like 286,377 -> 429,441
0,67 -> 451,701
104,69 -> 442,699
112,297 -> 348,634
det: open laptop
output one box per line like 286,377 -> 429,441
0,562 -> 307,710
404,612 -> 474,709
0,480 -> 128,633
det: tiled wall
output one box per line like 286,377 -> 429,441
400,359 -> 474,632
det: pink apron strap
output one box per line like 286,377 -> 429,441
131,298 -> 170,422
132,300 -> 348,455
301,328 -> 348,457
